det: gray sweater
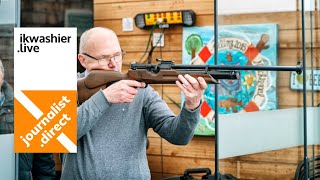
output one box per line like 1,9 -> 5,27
61,86 -> 200,180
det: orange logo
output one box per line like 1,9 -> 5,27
14,90 -> 77,153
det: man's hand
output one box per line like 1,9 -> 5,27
176,74 -> 208,111
103,80 -> 145,103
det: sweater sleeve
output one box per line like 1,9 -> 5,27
143,86 -> 201,145
77,90 -> 111,139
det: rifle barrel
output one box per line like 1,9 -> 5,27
172,64 -> 302,74
130,63 -> 302,74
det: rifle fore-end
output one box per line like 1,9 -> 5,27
77,69 -> 239,104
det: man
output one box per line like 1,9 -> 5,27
61,27 -> 207,180
0,60 -> 56,180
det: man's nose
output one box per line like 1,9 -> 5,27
108,58 -> 117,68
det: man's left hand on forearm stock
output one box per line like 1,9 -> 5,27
176,74 -> 208,111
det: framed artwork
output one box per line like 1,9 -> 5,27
182,24 -> 278,135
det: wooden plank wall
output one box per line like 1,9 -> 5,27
94,0 -> 320,179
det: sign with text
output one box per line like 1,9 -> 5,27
14,28 -> 77,153
290,69 -> 320,91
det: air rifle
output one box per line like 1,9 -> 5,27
77,59 -> 240,104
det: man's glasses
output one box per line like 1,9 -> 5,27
83,49 -> 126,65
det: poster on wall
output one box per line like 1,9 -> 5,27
182,24 -> 278,136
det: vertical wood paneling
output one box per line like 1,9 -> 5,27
94,1 -> 320,179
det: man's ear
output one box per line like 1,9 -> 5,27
78,54 -> 87,68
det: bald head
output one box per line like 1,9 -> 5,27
78,27 -> 123,72
79,27 -> 119,54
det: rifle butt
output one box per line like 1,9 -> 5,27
77,77 -> 107,104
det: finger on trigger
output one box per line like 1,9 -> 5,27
126,80 -> 144,88
141,82 -> 147,88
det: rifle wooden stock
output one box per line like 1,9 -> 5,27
77,69 -> 239,104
